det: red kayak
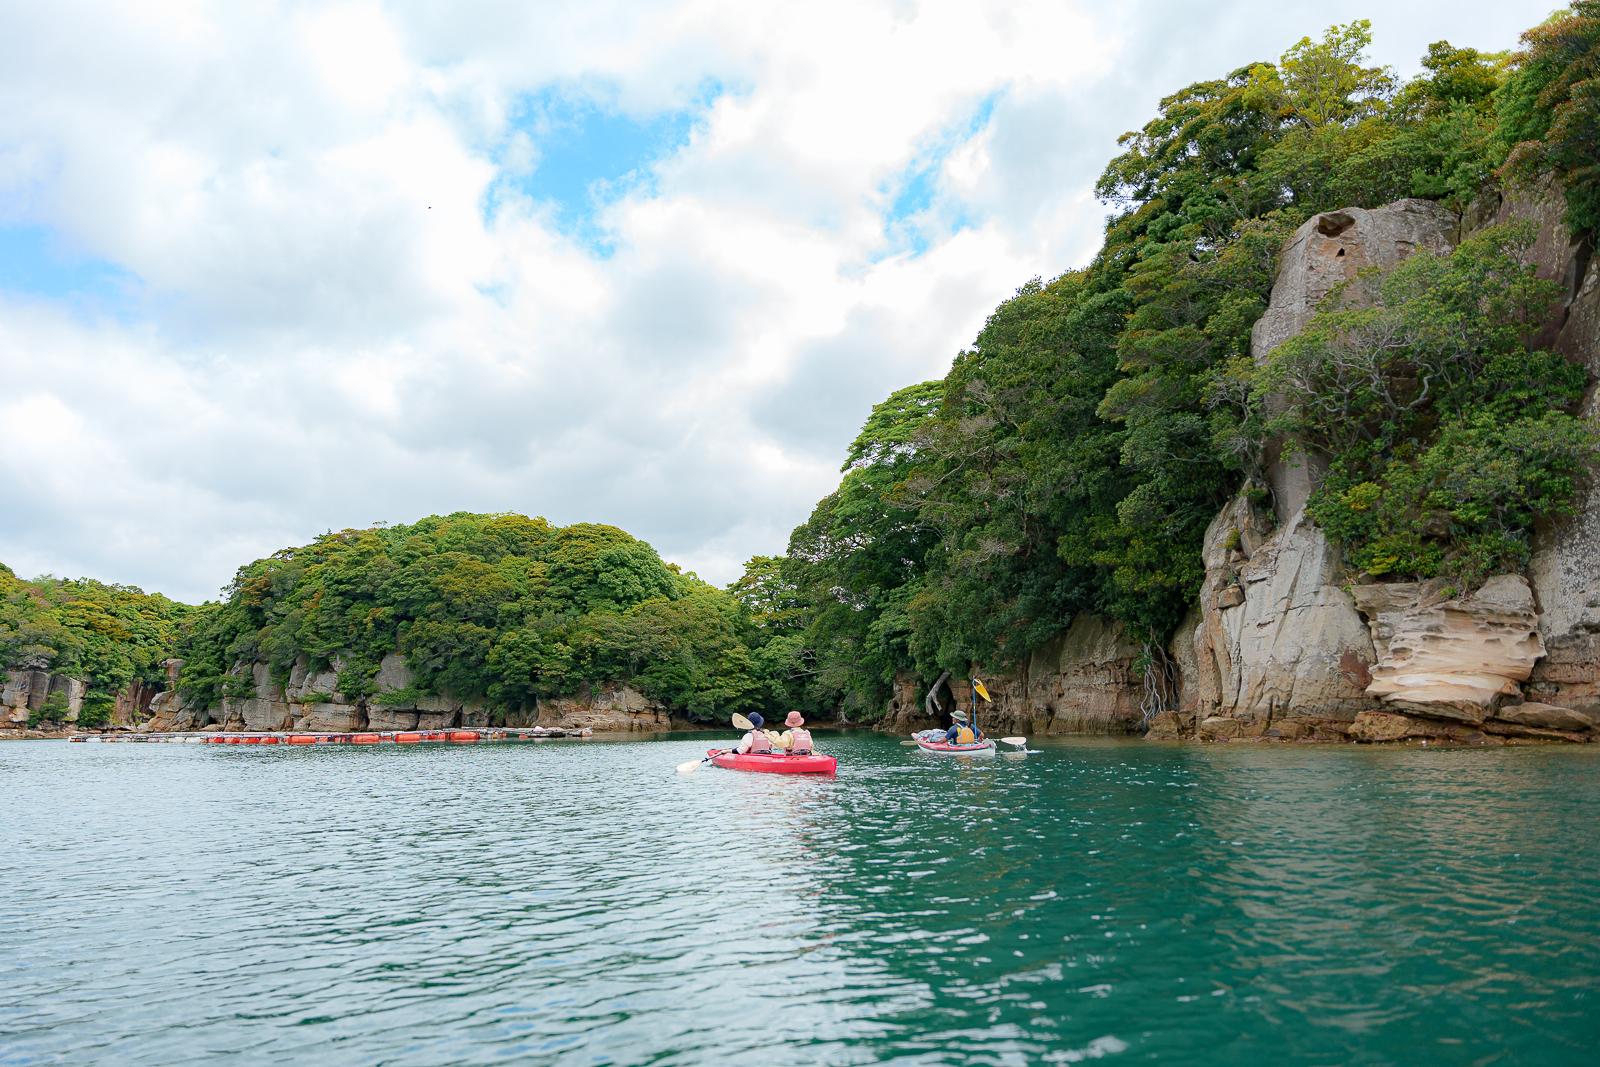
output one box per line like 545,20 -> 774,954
707,748 -> 837,775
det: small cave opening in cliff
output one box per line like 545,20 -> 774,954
1317,211 -> 1356,237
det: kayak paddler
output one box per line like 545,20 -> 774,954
735,711 -> 775,754
943,709 -> 982,744
779,711 -> 813,755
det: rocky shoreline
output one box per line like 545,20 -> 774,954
2,656 -> 705,739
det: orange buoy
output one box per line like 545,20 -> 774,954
351,733 -> 381,744
287,735 -> 317,745
449,731 -> 479,742
260,736 -> 279,745
394,732 -> 422,743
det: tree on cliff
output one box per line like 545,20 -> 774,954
1258,224 -> 1598,586
1498,1 -> 1600,237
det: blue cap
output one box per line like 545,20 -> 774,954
748,712 -> 765,729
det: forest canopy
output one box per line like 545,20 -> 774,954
174,513 -> 807,722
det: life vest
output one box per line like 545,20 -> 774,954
744,729 -> 773,754
786,727 -> 813,754
954,726 -> 976,744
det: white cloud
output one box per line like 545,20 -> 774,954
0,0 -> 1557,601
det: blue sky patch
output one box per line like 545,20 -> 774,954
0,224 -> 139,316
879,90 -> 1002,257
490,80 -> 724,253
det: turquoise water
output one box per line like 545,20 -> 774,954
3,734 -> 1598,1065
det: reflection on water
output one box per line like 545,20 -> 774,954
3,736 -> 1598,1065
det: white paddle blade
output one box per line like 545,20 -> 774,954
676,758 -> 705,775
731,713 -> 755,731
999,736 -> 1028,747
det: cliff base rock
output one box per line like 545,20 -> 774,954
1352,576 -> 1545,724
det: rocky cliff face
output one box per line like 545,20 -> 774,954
1178,496 -> 1376,741
1495,181 -> 1600,716
1352,576 -> 1545,721
1,670 -> 84,729
1149,203 -> 1457,742
536,685 -> 673,732
1252,200 -> 1459,518
143,651 -> 671,733
2,663 -> 175,734
1150,188 -> 1600,744
884,615 -> 1147,737
893,193 -> 1594,743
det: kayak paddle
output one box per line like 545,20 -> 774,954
680,716 -> 758,774
677,748 -> 728,775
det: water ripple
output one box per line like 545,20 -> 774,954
3,737 -> 1599,1064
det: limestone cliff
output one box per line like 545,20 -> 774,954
1184,496 -> 1376,739
1156,187 -> 1599,743
143,651 -> 671,734
1351,577 -> 1545,722
1153,202 -> 1457,742
3,660 -> 178,734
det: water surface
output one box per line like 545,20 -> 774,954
4,734 -> 1597,1064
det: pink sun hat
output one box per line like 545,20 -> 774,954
785,711 -> 805,728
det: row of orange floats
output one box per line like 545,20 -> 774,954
70,726 -> 593,744
213,729 -> 526,746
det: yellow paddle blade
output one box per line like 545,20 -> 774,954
731,713 -> 754,731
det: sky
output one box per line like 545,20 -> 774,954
0,0 -> 1557,603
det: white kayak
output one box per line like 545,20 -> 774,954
912,732 -> 996,755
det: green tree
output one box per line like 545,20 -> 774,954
784,381 -> 943,717
774,14 -> 1586,725
1498,2 -> 1600,236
